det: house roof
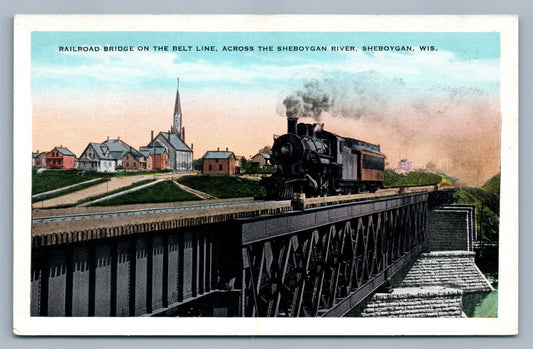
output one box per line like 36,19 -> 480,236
203,151 -> 235,160
124,149 -> 145,161
254,152 -> 271,160
54,147 -> 75,157
84,143 -> 113,160
140,146 -> 167,156
152,132 -> 192,152
101,139 -> 132,153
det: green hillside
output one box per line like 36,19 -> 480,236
454,173 -> 500,242
383,171 -> 453,187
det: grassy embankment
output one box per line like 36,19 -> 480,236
90,175 -> 265,206
95,180 -> 199,206
32,169 -> 104,195
177,175 -> 266,199
32,169 -> 173,203
32,169 -> 170,195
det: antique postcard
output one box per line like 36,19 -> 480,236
13,15 -> 518,335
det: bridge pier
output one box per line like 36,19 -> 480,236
351,205 -> 494,318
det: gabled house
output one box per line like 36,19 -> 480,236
122,149 -> 146,171
77,143 -> 116,172
100,138 -> 133,170
250,152 -> 272,168
77,138 -> 135,172
45,147 -> 76,170
202,149 -> 237,175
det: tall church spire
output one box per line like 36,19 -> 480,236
173,78 -> 182,138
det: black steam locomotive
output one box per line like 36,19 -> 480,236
261,117 -> 385,199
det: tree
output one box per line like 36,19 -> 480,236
258,145 -> 272,154
240,157 -> 253,174
192,158 -> 202,171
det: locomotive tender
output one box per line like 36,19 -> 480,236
262,117 -> 385,199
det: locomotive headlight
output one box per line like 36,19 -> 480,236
280,144 -> 291,155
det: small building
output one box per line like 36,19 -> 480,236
33,151 -> 47,169
140,141 -> 169,171
397,159 -> 412,174
45,147 -> 76,170
202,149 -> 237,175
122,150 -> 146,171
250,152 -> 272,168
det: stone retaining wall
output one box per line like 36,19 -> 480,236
394,251 -> 494,293
358,286 -> 464,318
428,206 -> 475,251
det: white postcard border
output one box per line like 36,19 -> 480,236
13,14 -> 519,336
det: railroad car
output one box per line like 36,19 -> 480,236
261,118 -> 385,199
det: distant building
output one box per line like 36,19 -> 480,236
140,141 -> 169,170
202,149 -> 237,175
397,159 -> 412,174
78,138 -> 134,172
33,151 -> 47,169
45,147 -> 76,170
250,152 -> 272,168
100,138 -> 134,170
147,132 -> 191,172
146,79 -> 193,172
77,143 -> 116,172
122,150 -> 146,171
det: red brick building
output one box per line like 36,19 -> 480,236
122,150 -> 146,171
140,142 -> 168,171
45,147 -> 76,170
202,150 -> 236,175
147,151 -> 168,170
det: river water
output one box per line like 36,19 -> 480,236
462,274 -> 498,317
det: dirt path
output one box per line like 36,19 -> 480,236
173,181 -> 217,200
33,173 -> 193,209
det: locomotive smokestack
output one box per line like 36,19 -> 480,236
288,117 -> 298,134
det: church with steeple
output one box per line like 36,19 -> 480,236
145,78 -> 193,172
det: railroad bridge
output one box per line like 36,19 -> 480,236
31,187 -> 487,317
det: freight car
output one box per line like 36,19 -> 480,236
261,117 -> 385,199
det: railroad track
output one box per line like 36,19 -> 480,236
32,185 -> 454,225
32,198 -> 263,224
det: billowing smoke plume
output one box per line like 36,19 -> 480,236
279,73 -> 501,186
283,80 -> 334,119
280,73 -> 397,122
